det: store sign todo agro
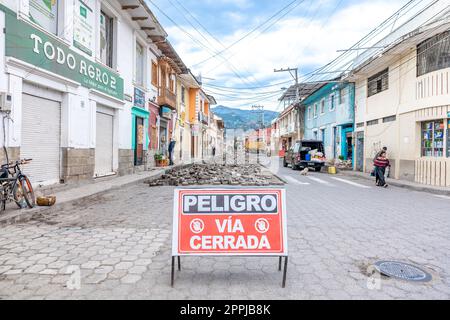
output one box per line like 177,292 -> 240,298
4,10 -> 124,100
172,188 -> 287,255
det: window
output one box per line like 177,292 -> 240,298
422,120 -> 444,157
151,61 -> 158,86
314,104 -> 318,118
320,100 -> 325,114
181,86 -> 186,104
320,128 -> 326,144
307,107 -> 312,119
169,74 -> 175,93
383,115 -> 396,123
356,122 -> 364,128
135,42 -> 144,86
100,11 -> 114,67
29,0 -> 59,35
313,130 -> 318,140
417,31 -> 450,77
339,88 -> 347,104
330,94 -> 335,111
367,119 -> 379,126
367,68 -> 389,97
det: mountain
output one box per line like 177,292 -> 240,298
212,105 -> 279,131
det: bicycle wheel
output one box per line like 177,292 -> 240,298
13,182 -> 27,209
16,176 -> 35,208
13,180 -> 28,209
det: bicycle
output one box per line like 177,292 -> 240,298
0,159 -> 35,211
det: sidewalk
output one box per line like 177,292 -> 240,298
0,168 -> 168,226
339,169 -> 450,196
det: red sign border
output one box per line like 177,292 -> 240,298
172,188 -> 288,256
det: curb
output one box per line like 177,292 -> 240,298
259,162 -> 288,184
0,169 -> 170,226
338,171 -> 450,196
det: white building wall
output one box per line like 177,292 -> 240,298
0,0 -> 160,181
352,40 -> 450,185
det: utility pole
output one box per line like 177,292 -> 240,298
274,67 -> 301,141
252,105 -> 264,164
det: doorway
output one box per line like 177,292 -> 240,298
356,131 -> 364,172
134,116 -> 144,166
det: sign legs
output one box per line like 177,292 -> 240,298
171,256 -> 175,287
171,256 -> 288,288
171,256 -> 182,287
282,256 -> 288,288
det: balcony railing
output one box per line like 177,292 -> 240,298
280,123 -> 296,136
157,87 -> 176,109
198,112 -> 209,125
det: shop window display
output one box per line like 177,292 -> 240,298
421,120 -> 444,157
447,119 -> 450,158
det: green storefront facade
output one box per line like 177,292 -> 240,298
2,4 -> 124,100
0,4 -> 131,183
132,87 -> 149,166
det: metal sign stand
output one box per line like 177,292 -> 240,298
171,255 -> 288,288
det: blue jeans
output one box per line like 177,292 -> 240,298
375,166 -> 386,186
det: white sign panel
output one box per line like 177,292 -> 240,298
29,0 -> 58,35
172,188 -> 288,256
73,0 -> 94,56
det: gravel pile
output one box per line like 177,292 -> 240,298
147,164 -> 284,187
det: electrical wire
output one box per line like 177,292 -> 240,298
191,0 -> 304,68
203,0 -> 308,75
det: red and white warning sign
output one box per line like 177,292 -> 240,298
172,188 -> 288,256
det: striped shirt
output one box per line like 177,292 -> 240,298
374,157 -> 390,168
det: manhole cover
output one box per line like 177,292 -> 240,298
374,261 -> 432,282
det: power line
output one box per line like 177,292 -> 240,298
147,0 -> 259,88
191,0 -> 303,68
203,0 -> 307,75
302,0 -> 433,83
171,0 -> 265,88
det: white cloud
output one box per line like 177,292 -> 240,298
166,0 -> 409,111
212,0 -> 254,9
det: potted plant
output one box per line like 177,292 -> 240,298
154,153 -> 165,167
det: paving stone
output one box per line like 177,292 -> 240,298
24,264 -> 47,274
120,274 -> 141,284
128,266 -> 147,274
115,262 -> 134,270
81,261 -> 101,269
1,164 -> 450,300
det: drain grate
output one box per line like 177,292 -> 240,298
374,261 -> 432,282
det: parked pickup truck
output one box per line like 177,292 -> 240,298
283,140 -> 326,172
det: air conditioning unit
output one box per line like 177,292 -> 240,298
0,93 -> 12,112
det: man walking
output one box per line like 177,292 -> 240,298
373,151 -> 390,187
168,138 -> 176,166
373,146 -> 387,162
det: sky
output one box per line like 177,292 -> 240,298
147,0 -> 412,111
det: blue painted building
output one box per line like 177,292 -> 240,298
303,82 -> 355,161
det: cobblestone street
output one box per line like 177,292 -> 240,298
0,164 -> 449,300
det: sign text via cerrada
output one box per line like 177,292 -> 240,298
172,188 -> 288,255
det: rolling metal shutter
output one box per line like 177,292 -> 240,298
21,93 -> 61,186
95,111 -> 114,177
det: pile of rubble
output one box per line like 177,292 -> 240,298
147,164 -> 284,187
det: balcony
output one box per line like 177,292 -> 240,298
157,87 -> 176,110
280,123 -> 296,136
198,112 -> 209,125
